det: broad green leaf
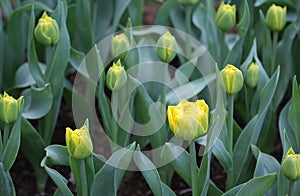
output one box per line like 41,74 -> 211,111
44,145 -> 69,166
155,0 -> 179,25
223,173 -> 276,196
134,145 -> 162,196
92,142 -> 136,196
212,139 -> 233,174
254,0 -> 295,8
2,111 -> 22,171
166,74 -> 216,104
208,180 -> 223,196
288,77 -> 300,148
251,145 -> 280,196
69,47 -> 85,71
237,0 -> 250,36
14,63 -> 46,88
111,0 -> 132,32
236,173 -> 276,196
161,143 -> 191,186
21,83 -> 53,119
232,68 -> 279,186
128,0 -> 144,26
0,162 -> 15,196
42,164 -> 73,196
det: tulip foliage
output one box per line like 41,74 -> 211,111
1,0 -> 300,195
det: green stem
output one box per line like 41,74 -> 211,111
271,31 -> 278,74
185,6 -> 192,59
79,159 -> 88,196
289,180 -> 294,196
189,141 -> 199,196
3,124 -> 10,148
227,95 -> 234,154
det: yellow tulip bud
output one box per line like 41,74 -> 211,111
34,12 -> 59,45
167,99 -> 209,141
65,125 -> 93,159
157,31 -> 177,63
266,4 -> 287,31
281,148 -> 300,181
0,92 -> 23,124
178,0 -> 198,5
215,2 -> 236,32
220,64 -> 244,94
106,59 -> 127,91
245,62 -> 260,88
111,33 -> 131,59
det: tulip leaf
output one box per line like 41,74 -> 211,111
21,83 -> 53,119
1,111 -> 22,171
232,68 -> 279,186
166,73 -> 216,104
69,47 -> 85,71
208,180 -> 223,196
128,0 -> 144,26
212,138 -> 233,174
111,0 -> 132,33
198,152 -> 211,196
44,145 -> 70,166
161,142 -> 191,186
0,162 -> 15,196
237,0 -> 250,36
251,145 -> 280,196
155,0 -> 179,25
134,145 -> 163,196
14,62 -> 46,88
288,77 -> 300,148
92,142 -> 136,196
162,182 -> 176,196
43,164 -> 73,196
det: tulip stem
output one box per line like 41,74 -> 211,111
271,31 -> 278,74
185,6 -> 192,59
289,180 -> 294,196
79,159 -> 88,196
3,124 -> 10,148
189,141 -> 199,196
227,95 -> 234,154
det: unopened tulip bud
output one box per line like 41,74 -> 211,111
157,31 -> 177,63
34,12 -> 59,45
266,4 -> 287,31
111,33 -> 131,59
106,59 -> 127,91
215,2 -> 236,32
281,148 -> 300,181
66,125 -> 93,159
167,99 -> 209,141
245,62 -> 260,88
220,64 -> 244,94
0,92 -> 23,124
178,0 -> 198,5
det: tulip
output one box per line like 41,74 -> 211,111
245,62 -> 260,88
65,125 -> 93,159
167,99 -> 209,141
0,92 -> 23,124
281,148 -> 300,181
34,12 -> 59,45
220,64 -> 244,94
111,33 -> 131,59
106,59 -> 127,91
215,2 -> 236,32
157,31 -> 177,63
266,4 -> 287,31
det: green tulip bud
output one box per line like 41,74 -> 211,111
34,12 -> 59,45
245,62 -> 260,88
106,59 -> 127,91
168,99 -> 209,141
266,4 -> 287,31
0,92 -> 23,124
281,148 -> 300,181
215,2 -> 236,32
220,64 -> 244,94
178,0 -> 198,5
157,31 -> 177,63
66,125 -> 93,159
111,33 -> 131,59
